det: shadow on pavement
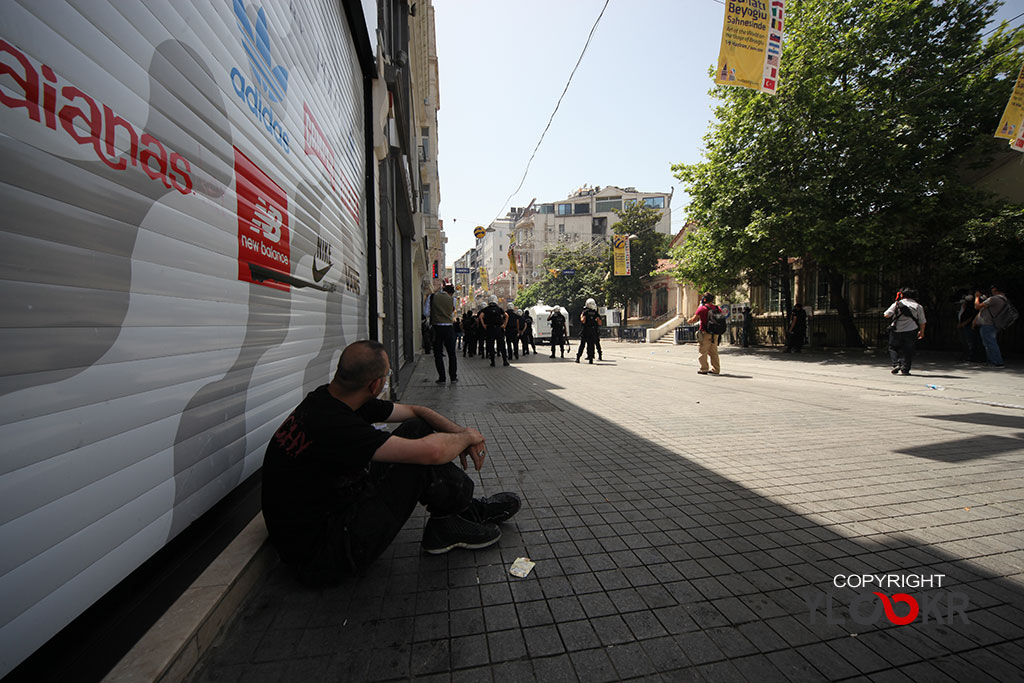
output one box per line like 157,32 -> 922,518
193,360 -> 1024,683
925,414 -> 1024,430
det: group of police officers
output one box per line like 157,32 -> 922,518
457,297 -> 605,366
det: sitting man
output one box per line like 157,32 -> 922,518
262,340 -> 522,586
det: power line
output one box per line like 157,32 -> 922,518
490,0 -> 611,223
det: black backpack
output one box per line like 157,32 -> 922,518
705,305 -> 727,335
483,305 -> 504,327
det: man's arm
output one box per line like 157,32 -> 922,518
372,428 -> 486,470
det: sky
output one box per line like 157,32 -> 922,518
434,0 -> 1024,268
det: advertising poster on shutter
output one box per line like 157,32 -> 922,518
715,0 -> 784,95
235,147 -> 290,290
995,62 -> 1024,144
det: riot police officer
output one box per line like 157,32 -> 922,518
478,296 -> 509,367
505,305 -> 521,360
548,306 -> 568,358
576,298 -> 603,364
519,309 -> 536,356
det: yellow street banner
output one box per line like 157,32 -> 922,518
715,0 -> 785,95
612,234 -> 631,276
508,245 -> 517,273
479,267 -> 489,291
996,62 -> 1024,142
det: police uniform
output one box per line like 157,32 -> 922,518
478,302 -> 509,366
548,309 -> 568,358
576,305 -> 602,364
519,310 -> 536,355
505,307 -> 520,360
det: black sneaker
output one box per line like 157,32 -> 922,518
422,514 -> 500,554
465,492 -> 522,524
436,378 -> 446,384
891,367 -> 900,374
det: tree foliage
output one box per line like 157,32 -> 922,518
603,202 -> 672,309
513,242 -> 607,317
668,0 -> 1024,340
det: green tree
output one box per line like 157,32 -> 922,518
603,202 -> 672,315
669,0 -> 1024,346
522,242 -> 607,320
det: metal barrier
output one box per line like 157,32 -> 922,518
675,325 -> 698,343
619,327 -> 649,342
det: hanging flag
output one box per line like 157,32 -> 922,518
479,267 -> 489,291
612,234 -> 632,276
996,62 -> 1024,152
508,244 -> 517,273
715,0 -> 785,95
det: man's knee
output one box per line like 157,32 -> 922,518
392,417 -> 433,440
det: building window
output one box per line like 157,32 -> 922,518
641,291 -> 652,317
557,203 -> 572,216
540,203 -> 555,214
558,223 -> 565,234
574,203 -> 590,215
643,196 -> 665,209
420,184 -> 430,215
591,217 -> 607,235
595,198 -> 622,213
814,268 -> 830,310
656,288 -> 668,316
420,127 -> 429,161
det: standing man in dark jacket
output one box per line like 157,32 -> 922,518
548,306 -> 568,358
478,296 -> 509,367
462,310 -> 477,358
576,298 -> 603,364
505,305 -> 521,360
519,309 -> 537,356
784,302 -> 807,353
426,283 -> 458,384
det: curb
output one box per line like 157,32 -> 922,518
101,513 -> 275,683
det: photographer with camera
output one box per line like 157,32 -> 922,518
884,288 -> 926,376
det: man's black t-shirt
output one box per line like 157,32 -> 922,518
261,386 -> 394,563
581,308 -> 601,329
505,310 -> 519,336
521,314 -> 533,332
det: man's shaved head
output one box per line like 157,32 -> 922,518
332,340 -> 388,392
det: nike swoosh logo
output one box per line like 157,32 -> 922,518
312,263 -> 331,282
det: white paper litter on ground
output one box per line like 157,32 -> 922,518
509,557 -> 535,578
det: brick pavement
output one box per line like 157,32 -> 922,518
190,342 -> 1024,682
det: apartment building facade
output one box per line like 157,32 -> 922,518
511,185 -> 673,287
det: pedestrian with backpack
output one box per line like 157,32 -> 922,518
883,288 -> 926,376
687,293 -> 726,375
974,284 -> 1016,368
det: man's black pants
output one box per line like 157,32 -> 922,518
432,325 -> 457,381
486,328 -> 507,363
296,418 -> 474,585
889,329 -> 918,372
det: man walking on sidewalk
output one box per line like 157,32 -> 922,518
687,293 -> 724,375
426,282 -> 458,384
974,284 -> 1010,368
883,288 -> 926,376
261,340 -> 522,586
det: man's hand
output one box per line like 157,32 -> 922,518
458,429 -> 486,471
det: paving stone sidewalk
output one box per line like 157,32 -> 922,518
191,342 -> 1024,682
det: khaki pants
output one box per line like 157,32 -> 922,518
698,331 -> 720,373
